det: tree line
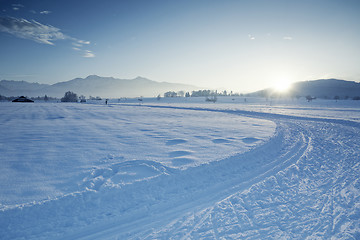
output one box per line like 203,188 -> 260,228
164,90 -> 242,98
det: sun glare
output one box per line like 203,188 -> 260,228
273,78 -> 292,93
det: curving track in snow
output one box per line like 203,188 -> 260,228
135,105 -> 360,240
2,104 -> 360,239
58,105 -> 360,240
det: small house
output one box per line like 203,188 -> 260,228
12,96 -> 34,102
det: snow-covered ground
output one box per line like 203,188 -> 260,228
0,97 -> 359,239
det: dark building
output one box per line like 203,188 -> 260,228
12,96 -> 34,102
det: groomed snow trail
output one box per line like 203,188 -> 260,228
1,103 -> 360,239
70,105 -> 360,240
140,113 -> 360,239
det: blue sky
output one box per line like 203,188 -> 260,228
1,0 -> 359,92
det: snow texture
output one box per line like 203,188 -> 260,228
0,97 -> 359,239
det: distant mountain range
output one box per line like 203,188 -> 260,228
0,75 -> 200,98
1,76 -> 359,99
250,79 -> 360,99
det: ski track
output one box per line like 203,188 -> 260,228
1,104 -> 360,239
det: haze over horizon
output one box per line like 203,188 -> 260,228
1,0 -> 360,92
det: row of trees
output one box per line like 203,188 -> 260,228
164,90 -> 242,98
61,92 -> 104,102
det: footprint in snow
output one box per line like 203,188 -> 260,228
212,138 -> 231,144
169,150 -> 192,158
139,129 -> 152,132
47,116 -> 65,120
242,137 -> 260,144
166,139 -> 188,146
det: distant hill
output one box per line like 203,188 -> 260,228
250,79 -> 360,99
291,79 -> 360,99
0,75 -> 199,98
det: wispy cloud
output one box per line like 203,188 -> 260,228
12,4 -> 24,11
72,47 -> 95,58
71,39 -> 95,57
0,16 -> 95,57
40,10 -> 52,15
0,16 -> 65,45
29,10 -> 52,15
283,36 -> 293,40
248,34 -> 255,40
78,40 -> 90,45
83,50 -> 95,58
72,40 -> 90,47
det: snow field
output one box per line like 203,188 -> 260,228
0,102 -> 274,209
1,98 -> 360,239
0,101 -> 275,239
116,96 -> 360,123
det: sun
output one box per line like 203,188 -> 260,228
273,78 -> 292,93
